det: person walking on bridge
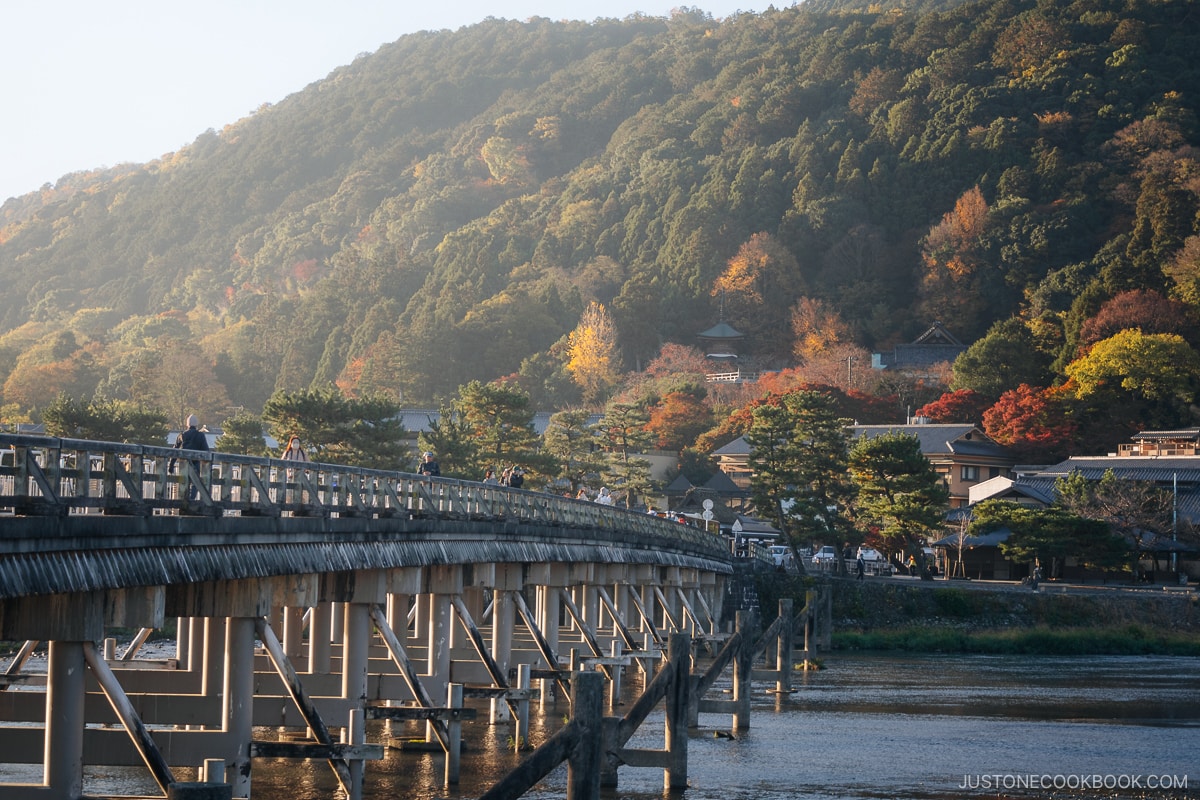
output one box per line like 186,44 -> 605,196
174,414 -> 209,502
281,435 -> 309,508
418,451 -> 440,477
282,435 -> 309,463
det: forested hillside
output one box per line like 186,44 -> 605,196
1,0 -> 1198,451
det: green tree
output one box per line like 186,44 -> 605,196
969,499 -> 1129,579
42,393 -> 167,445
417,404 -> 479,480
543,409 -> 605,496
951,318 -> 1051,398
1066,330 -> 1200,406
261,385 -> 406,468
595,400 -> 654,508
1055,469 -> 1177,569
748,390 -> 855,567
747,402 -> 798,541
848,431 -> 949,576
451,381 -> 546,480
218,410 -> 269,457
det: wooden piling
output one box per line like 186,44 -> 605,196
664,633 -> 690,790
567,670 -> 603,800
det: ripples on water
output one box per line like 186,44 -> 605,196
17,654 -> 1198,799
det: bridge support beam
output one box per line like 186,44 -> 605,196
489,589 -> 514,724
45,640 -> 85,798
223,617 -> 256,798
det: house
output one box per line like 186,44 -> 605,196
1115,428 -> 1200,457
712,436 -> 754,492
970,446 -> 1200,528
849,423 -> 1016,508
932,522 -> 1018,580
961,430 -> 1200,582
714,422 -> 1016,510
663,469 -> 752,515
871,321 -> 967,373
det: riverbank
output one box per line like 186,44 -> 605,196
755,572 -> 1200,655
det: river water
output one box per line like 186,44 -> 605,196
9,654 -> 1198,799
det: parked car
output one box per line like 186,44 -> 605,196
812,545 -> 838,565
769,545 -> 792,567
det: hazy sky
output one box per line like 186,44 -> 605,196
2,1 -> 758,202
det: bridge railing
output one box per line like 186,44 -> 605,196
0,433 -> 727,556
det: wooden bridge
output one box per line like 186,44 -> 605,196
0,433 -> 819,800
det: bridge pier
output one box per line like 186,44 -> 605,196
224,617 -> 256,798
489,587 -> 514,725
45,641 -> 86,798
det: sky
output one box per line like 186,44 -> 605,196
2,1 -> 758,203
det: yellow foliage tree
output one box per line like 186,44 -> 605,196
566,302 -> 621,406
791,297 -> 853,363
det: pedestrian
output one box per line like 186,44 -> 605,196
595,486 -> 613,505
576,486 -> 590,501
482,467 -> 499,485
507,466 -> 524,489
418,451 -> 440,477
282,435 -> 309,462
173,414 -> 209,502
907,554 -> 917,576
856,554 -> 865,581
281,435 -> 309,508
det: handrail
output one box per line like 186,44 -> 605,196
0,433 -> 729,560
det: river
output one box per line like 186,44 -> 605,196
6,653 -> 1197,799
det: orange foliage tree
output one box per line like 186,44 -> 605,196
914,389 -> 994,424
646,390 -> 713,451
982,384 -> 1076,462
917,186 -> 989,334
712,232 -> 806,360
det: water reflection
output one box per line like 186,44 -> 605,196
19,654 -> 1197,799
257,654 -> 1200,800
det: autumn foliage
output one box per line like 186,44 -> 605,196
914,389 -> 994,424
982,384 -> 1076,462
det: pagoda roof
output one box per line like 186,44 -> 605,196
698,322 -> 744,340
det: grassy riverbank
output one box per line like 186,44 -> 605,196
755,572 -> 1200,655
833,624 -> 1200,655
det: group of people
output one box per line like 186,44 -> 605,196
573,485 -> 613,504
481,464 -> 524,488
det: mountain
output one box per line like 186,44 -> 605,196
1,0 -> 1197,416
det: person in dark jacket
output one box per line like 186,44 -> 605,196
418,451 -> 440,477
174,414 -> 210,501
